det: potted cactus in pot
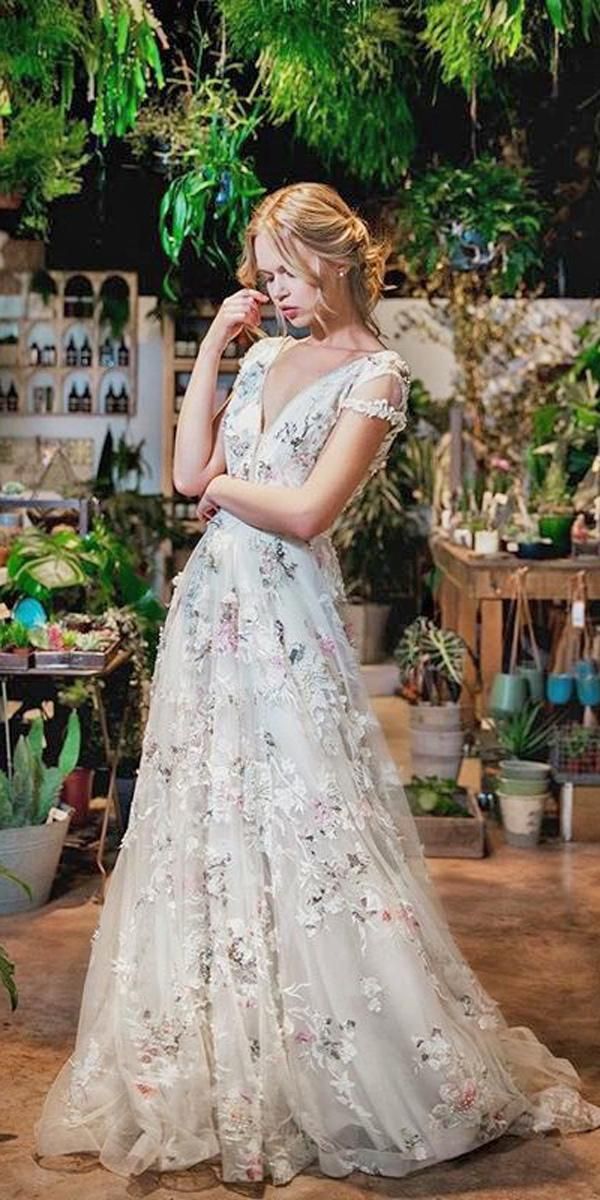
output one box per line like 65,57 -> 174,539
394,618 -> 467,780
0,712 -> 80,913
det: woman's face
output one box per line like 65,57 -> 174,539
253,230 -> 321,328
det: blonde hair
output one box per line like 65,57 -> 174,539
237,182 -> 390,338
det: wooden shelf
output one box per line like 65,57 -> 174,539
0,269 -> 138,417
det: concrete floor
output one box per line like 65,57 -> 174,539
2,697 -> 600,1200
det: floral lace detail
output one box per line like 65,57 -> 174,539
339,393 -> 407,430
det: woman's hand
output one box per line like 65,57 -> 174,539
196,492 -> 220,523
205,287 -> 270,353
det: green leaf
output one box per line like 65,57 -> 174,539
0,944 -> 18,1011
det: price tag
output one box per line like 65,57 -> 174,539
571,600 -> 586,628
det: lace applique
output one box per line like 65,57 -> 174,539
340,394 -> 408,431
337,352 -> 410,480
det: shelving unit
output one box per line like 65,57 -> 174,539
0,270 -> 138,417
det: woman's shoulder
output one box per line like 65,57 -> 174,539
353,345 -> 411,387
239,334 -> 286,369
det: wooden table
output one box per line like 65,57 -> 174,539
430,535 -> 600,709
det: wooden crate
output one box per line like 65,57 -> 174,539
413,791 -> 487,858
571,786 -> 600,843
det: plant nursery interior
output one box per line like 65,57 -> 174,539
1,3 -> 600,1199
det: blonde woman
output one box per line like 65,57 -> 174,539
36,183 -> 599,1184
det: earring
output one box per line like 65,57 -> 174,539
338,269 -> 346,277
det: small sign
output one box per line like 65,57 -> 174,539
571,600 -> 586,628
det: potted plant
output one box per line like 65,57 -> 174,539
57,679 -> 103,828
394,617 -> 467,780
405,776 -> 485,858
535,460 -> 575,557
0,712 -> 80,913
0,620 -> 31,670
0,865 -> 31,1009
496,702 -> 556,847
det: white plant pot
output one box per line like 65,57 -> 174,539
409,703 -> 461,732
499,793 -> 546,848
343,602 -> 391,664
474,529 -> 499,555
0,816 -> 71,914
410,727 -> 464,782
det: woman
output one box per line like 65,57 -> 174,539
36,183 -> 600,1184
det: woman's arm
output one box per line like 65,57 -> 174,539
204,372 -> 405,539
173,288 -> 268,495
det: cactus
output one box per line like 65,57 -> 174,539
0,712 -> 80,829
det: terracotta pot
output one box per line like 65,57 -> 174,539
0,192 -> 22,211
60,767 -> 94,828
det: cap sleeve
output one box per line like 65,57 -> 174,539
338,351 -> 410,476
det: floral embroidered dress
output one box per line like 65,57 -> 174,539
36,336 -> 600,1183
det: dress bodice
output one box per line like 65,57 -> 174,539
223,336 -> 410,497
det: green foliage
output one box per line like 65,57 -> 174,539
0,865 -> 31,1009
218,0 -> 415,185
0,712 -> 80,829
406,776 -> 470,816
86,1 -> 165,142
0,621 -> 29,650
157,78 -> 265,282
421,0 -> 600,93
395,157 -> 547,296
394,616 -> 467,703
497,701 -> 557,760
0,0 -> 165,234
0,103 -> 88,237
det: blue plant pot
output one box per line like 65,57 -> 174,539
574,659 -> 597,680
576,675 -> 600,706
546,673 -> 574,705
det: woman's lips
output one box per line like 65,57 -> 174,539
282,307 -> 300,317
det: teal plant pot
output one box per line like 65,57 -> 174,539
574,659 -> 597,680
576,675 -> 600,706
489,673 -> 527,719
517,665 -> 545,703
538,514 -> 574,558
546,673 -> 573,705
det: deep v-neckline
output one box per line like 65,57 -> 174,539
257,337 -> 391,442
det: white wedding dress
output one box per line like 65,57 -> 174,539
36,337 -> 600,1183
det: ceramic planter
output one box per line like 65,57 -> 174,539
576,675 -> 600,706
538,514 -> 574,558
343,602 -> 391,664
499,758 -> 551,781
517,665 -> 545,703
473,529 -> 499,555
410,727 -> 464,782
489,673 -> 527,719
409,703 -> 461,732
498,776 -> 548,796
60,767 -> 94,829
499,792 -> 546,848
546,673 -> 574,705
0,813 -> 71,914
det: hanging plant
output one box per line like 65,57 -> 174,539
421,0 -> 600,95
217,0 -> 415,185
0,0 -> 166,237
87,0 -> 167,143
394,157 -> 547,298
0,104 -> 88,238
157,77 -> 265,287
